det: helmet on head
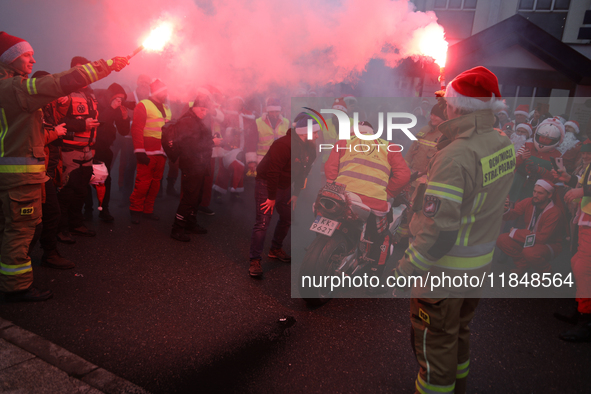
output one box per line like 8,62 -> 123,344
534,117 -> 565,153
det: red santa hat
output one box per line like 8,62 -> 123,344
0,32 -> 34,64
150,79 -> 167,95
332,98 -> 348,112
564,120 -> 580,134
515,123 -> 533,138
514,105 -> 529,117
444,66 -> 504,112
535,179 -> 555,193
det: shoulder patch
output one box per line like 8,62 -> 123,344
423,195 -> 441,217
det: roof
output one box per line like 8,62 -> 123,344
446,14 -> 591,87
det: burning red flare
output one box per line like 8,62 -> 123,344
128,21 -> 174,59
412,22 -> 448,89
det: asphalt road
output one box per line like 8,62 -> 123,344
1,166 -> 590,393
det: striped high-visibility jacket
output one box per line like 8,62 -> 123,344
0,59 -> 112,190
399,109 -> 515,275
131,99 -> 171,156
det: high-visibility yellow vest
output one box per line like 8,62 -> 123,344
335,136 -> 391,201
255,116 -> 289,157
141,99 -> 171,139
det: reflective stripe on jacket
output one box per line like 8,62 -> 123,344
335,136 -> 391,202
141,99 -> 171,139
62,91 -> 98,148
255,115 -> 289,157
402,110 -> 515,273
0,60 -> 111,190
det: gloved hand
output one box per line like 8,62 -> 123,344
107,56 -> 129,72
120,104 -> 128,120
135,152 -> 150,166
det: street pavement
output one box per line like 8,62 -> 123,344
1,165 -> 590,393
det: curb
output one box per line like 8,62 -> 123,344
0,317 -> 149,394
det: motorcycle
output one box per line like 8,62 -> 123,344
298,181 -> 408,304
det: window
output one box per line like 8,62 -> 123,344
433,0 -> 477,9
518,0 -> 571,40
430,0 -> 477,40
518,0 -> 571,11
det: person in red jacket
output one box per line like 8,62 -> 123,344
497,179 -> 564,274
509,117 -> 564,202
129,79 -> 171,224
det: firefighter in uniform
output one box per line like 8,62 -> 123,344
401,101 -> 447,238
0,31 -> 128,302
392,67 -> 515,394
129,79 -> 171,224
56,56 -> 101,243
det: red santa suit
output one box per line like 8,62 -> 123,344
213,109 -> 256,195
129,97 -> 171,214
497,192 -> 564,274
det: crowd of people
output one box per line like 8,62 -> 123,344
1,30 -> 590,394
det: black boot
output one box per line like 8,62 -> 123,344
130,210 -> 141,224
4,287 -> 53,302
99,208 -> 114,223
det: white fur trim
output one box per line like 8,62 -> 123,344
445,83 -> 504,112
332,105 -> 347,112
514,110 -> 529,117
266,105 -> 281,112
535,179 -> 554,193
515,123 -> 532,138
0,41 -> 33,64
564,121 -> 580,134
509,228 -> 517,238
212,184 -> 227,194
245,152 -> 257,163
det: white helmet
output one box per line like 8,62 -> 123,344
534,117 -> 565,153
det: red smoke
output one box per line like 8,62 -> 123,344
101,0 -> 443,100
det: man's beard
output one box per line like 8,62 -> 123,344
510,133 -> 527,151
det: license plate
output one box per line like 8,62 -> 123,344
310,216 -> 340,236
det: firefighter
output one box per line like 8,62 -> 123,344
129,79 -> 171,224
55,56 -> 101,243
392,67 -> 515,394
324,121 -> 410,288
0,31 -> 128,302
